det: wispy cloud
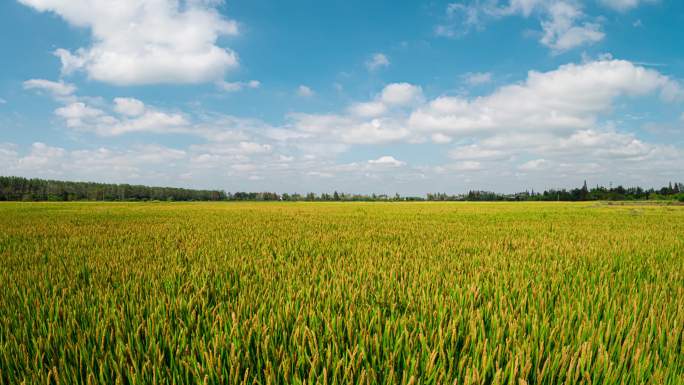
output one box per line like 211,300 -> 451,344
435,0 -> 605,53
216,80 -> 261,92
462,72 -> 493,86
297,85 -> 315,97
366,53 -> 390,71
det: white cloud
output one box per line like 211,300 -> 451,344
540,2 -> 604,53
13,53 -> 683,192
408,59 -> 679,138
343,119 -> 413,145
188,140 -> 275,174
0,143 -> 18,163
55,100 -> 187,136
274,59 -> 682,155
113,97 -> 145,117
132,144 -> 186,163
17,142 -> 66,170
19,0 -> 239,85
436,0 -> 604,52
463,72 -> 492,86
368,155 -> 406,167
346,83 -> 422,119
192,141 -> 272,157
552,129 -> 658,160
1,141 -> 274,185
23,79 -> 76,97
268,58 -> 683,188
366,53 -> 390,71
27,82 -> 273,141
599,0 -> 657,12
380,83 -> 424,107
297,85 -> 314,97
449,145 -> 508,160
216,80 -> 261,92
107,110 -> 188,136
435,2 -> 484,37
306,171 -> 334,178
518,158 -> 549,170
67,144 -> 188,179
0,98 -> 6,104
55,102 -> 108,128
34,58 -> 678,171
348,101 -> 388,118
431,133 -> 453,144
449,161 -> 482,171
470,128 -> 674,167
286,109 -> 412,145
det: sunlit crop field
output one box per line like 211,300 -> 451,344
1,202 -> 682,384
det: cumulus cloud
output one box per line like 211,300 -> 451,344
347,84 -> 423,119
31,58 -> 681,173
266,59 -> 682,160
348,101 -> 387,118
17,142 -> 66,170
380,83 -> 424,107
1,140 -> 283,185
263,58 -> 683,187
26,82 -> 275,142
366,53 -> 390,71
55,99 -> 187,136
18,0 -> 239,85
14,54 -> 683,192
408,59 -> 680,138
436,0 -> 604,52
55,102 -> 109,129
113,97 -> 145,117
282,83 -> 423,145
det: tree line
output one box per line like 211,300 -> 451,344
427,181 -> 684,202
0,176 -> 226,201
1,176 -> 683,202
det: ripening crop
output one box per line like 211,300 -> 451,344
0,202 -> 682,384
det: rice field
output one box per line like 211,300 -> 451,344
0,202 -> 682,384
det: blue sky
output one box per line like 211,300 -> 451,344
1,0 -> 682,194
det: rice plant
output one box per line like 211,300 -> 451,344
0,202 -> 682,384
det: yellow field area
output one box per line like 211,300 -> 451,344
1,202 -> 683,384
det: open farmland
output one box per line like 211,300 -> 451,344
0,202 -> 683,384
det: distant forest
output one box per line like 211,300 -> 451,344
0,176 -> 226,202
1,176 -> 683,202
